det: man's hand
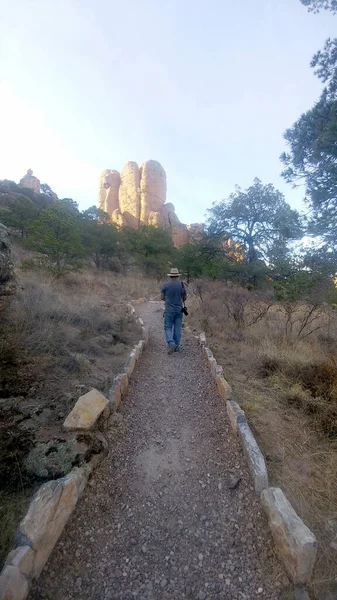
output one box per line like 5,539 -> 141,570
161,293 -> 165,301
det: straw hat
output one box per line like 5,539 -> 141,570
167,267 -> 181,277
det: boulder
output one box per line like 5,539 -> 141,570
24,438 -> 86,479
118,161 -> 141,228
0,222 -> 16,313
140,160 -> 166,225
63,389 -> 109,431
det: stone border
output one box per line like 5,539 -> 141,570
198,331 -> 317,589
108,304 -> 149,411
0,302 -> 149,600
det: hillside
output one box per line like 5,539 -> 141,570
0,238 -> 158,567
1,167 -> 337,597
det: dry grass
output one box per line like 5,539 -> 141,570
186,280 -> 337,598
0,245 -> 160,567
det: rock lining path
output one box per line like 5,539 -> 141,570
31,302 -> 290,600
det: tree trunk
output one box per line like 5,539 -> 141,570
247,239 -> 257,264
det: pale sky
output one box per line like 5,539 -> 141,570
0,0 -> 335,224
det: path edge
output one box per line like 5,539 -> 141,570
0,301 -> 149,600
198,330 -> 317,592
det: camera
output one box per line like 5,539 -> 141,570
182,306 -> 188,316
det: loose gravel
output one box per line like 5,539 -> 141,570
30,302 -> 291,600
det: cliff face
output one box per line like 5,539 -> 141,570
98,160 -> 203,248
119,162 -> 141,228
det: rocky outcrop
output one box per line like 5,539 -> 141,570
19,169 -> 40,194
119,162 -> 141,228
171,224 -> 190,248
0,222 -> 16,312
0,177 -> 56,214
98,170 -> 120,215
164,203 -> 181,228
98,160 -> 203,247
139,160 -> 167,226
188,223 -> 204,242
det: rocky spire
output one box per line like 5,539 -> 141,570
19,169 -> 40,194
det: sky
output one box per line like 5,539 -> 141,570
0,0 -> 335,225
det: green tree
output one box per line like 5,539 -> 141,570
122,226 -> 175,277
27,203 -> 85,274
59,198 -> 79,213
311,38 -> 337,99
180,235 -> 245,282
40,183 -> 58,200
282,96 -> 337,207
82,206 -> 110,223
176,243 -> 204,283
80,207 -> 121,269
207,178 -> 302,264
302,245 -> 337,279
300,0 -> 337,12
282,1 -> 337,247
281,49 -> 337,246
0,196 -> 39,237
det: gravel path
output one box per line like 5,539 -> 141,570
31,302 -> 290,600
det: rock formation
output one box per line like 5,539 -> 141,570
98,170 -> 120,215
139,161 -> 167,226
19,169 -> 40,194
0,222 -> 16,312
98,160 -> 203,247
119,162 -> 141,228
171,224 -> 189,248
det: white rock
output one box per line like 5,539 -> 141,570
5,546 -> 35,578
216,377 -> 233,402
226,400 -> 244,431
63,389 -> 108,431
18,467 -> 89,579
237,416 -> 268,493
0,565 -> 29,600
199,332 -> 206,346
261,487 -> 317,584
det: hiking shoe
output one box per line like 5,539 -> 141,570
174,345 -> 180,352
168,344 -> 177,355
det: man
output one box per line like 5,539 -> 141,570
161,267 -> 187,354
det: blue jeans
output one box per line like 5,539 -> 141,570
164,311 -> 182,347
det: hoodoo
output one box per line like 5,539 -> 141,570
98,160 -> 202,248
